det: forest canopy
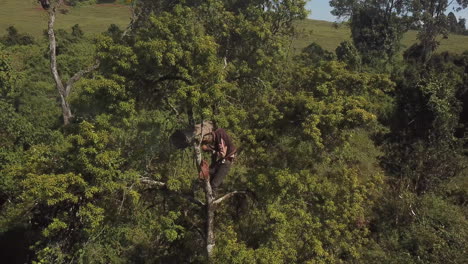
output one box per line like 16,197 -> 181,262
0,0 -> 467,263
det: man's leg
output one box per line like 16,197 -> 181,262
210,160 -> 232,195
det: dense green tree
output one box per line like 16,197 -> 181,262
0,48 -> 59,263
0,1 -> 467,263
330,0 -> 411,64
384,52 -> 467,194
373,52 -> 468,263
458,18 -> 467,34
335,40 -> 361,71
298,42 -> 336,67
1,26 -> 35,46
447,12 -> 459,32
410,0 -> 468,60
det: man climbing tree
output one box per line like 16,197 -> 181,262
201,128 -> 237,196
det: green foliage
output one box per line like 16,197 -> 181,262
330,0 -> 410,65
365,193 -> 468,264
0,50 -> 19,101
335,40 -> 361,71
384,53 -> 467,193
0,26 -> 35,46
409,0 -> 468,58
0,1 -> 467,263
66,0 -> 98,7
350,7 -> 404,64
298,42 -> 336,66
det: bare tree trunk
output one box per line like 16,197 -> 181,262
188,117 -> 215,259
47,5 -> 72,125
197,141 -> 215,258
194,145 -> 216,259
46,1 -> 99,126
186,108 -> 214,259
205,180 -> 215,258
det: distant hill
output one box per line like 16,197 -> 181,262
1,1 -> 467,54
293,19 -> 468,54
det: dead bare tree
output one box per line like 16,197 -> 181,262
44,0 -> 99,125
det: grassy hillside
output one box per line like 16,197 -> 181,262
293,19 -> 468,54
292,19 -> 351,53
1,1 -> 467,54
0,1 -> 130,38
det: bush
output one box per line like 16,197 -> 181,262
1,26 -> 35,46
336,40 -> 361,71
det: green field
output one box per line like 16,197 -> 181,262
293,19 -> 468,54
0,0 -> 130,37
1,1 -> 467,53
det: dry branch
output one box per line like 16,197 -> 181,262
65,60 -> 100,97
213,191 -> 247,206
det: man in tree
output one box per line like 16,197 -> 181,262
201,128 -> 237,195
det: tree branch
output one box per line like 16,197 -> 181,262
47,3 -> 74,125
140,177 -> 166,187
65,60 -> 100,97
164,97 -> 180,117
213,191 -> 247,206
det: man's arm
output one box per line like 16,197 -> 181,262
202,144 -> 214,152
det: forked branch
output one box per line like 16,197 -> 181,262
213,191 -> 248,206
46,0 -> 99,125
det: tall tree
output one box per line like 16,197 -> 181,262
458,17 -> 467,33
42,0 -> 99,125
330,0 -> 411,63
447,11 -> 459,32
410,0 -> 468,59
86,0 -> 308,260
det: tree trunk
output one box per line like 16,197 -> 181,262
204,179 -> 216,258
47,5 -> 73,125
46,2 -> 100,126
187,112 -> 246,260
191,134 -> 216,259
187,111 -> 214,259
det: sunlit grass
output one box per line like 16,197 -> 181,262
293,19 -> 468,54
0,1 -> 130,38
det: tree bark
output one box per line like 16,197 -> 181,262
187,111 -> 214,258
46,1 -> 99,126
190,126 -> 216,258
47,5 -> 73,125
143,114 -> 246,260
204,178 -> 216,258
186,113 -> 247,260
